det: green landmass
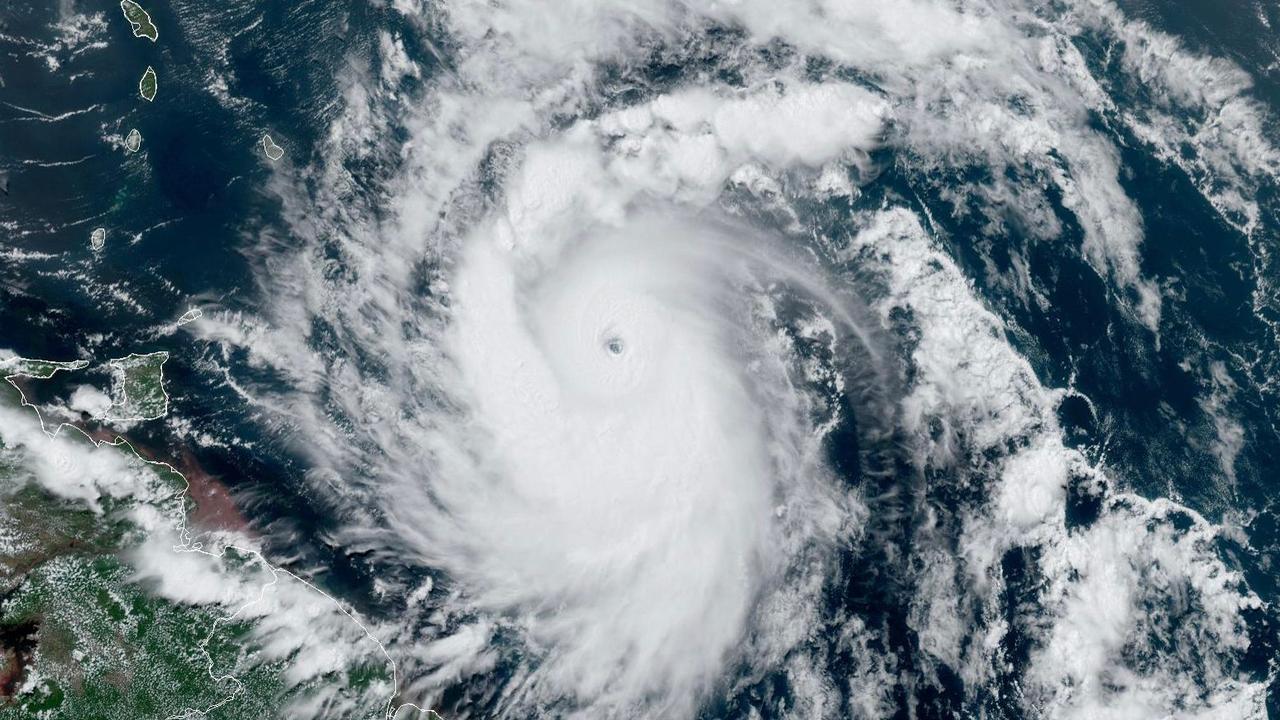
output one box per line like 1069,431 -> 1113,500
0,483 -> 124,592
0,359 -> 87,381
0,466 -> 393,719
0,555 -> 288,720
139,67 -> 157,102
0,476 -> 282,720
0,362 -> 412,719
105,352 -> 169,421
119,1 -> 158,42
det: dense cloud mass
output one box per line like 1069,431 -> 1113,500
177,0 -> 1280,717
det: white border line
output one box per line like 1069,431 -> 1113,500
119,0 -> 159,42
1,357 -> 441,720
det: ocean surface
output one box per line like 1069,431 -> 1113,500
2,0 -> 1279,717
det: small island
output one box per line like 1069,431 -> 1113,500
139,66 -> 157,102
90,227 -> 106,251
176,308 -> 202,326
261,133 -> 284,161
119,0 -> 158,42
125,128 -> 142,153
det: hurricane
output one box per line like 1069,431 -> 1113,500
3,0 -> 1278,717
411,211 -> 829,714
209,0 -> 1280,716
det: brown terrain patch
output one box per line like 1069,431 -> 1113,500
175,449 -> 251,534
86,433 -> 252,535
0,618 -> 38,701
10,388 -> 252,537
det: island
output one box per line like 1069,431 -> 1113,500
90,227 -> 106,251
125,128 -> 142,153
176,308 -> 202,326
139,66 -> 157,102
104,351 -> 169,421
261,134 -> 285,161
119,0 -> 158,42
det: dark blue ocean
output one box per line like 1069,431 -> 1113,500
2,0 -> 1279,717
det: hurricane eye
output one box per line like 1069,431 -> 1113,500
605,337 -> 625,356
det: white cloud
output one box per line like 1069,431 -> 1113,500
67,384 -> 112,418
223,0 -> 1279,715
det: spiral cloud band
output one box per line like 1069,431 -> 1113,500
195,0 -> 1280,716
439,214 -> 791,712
389,119 -> 873,712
